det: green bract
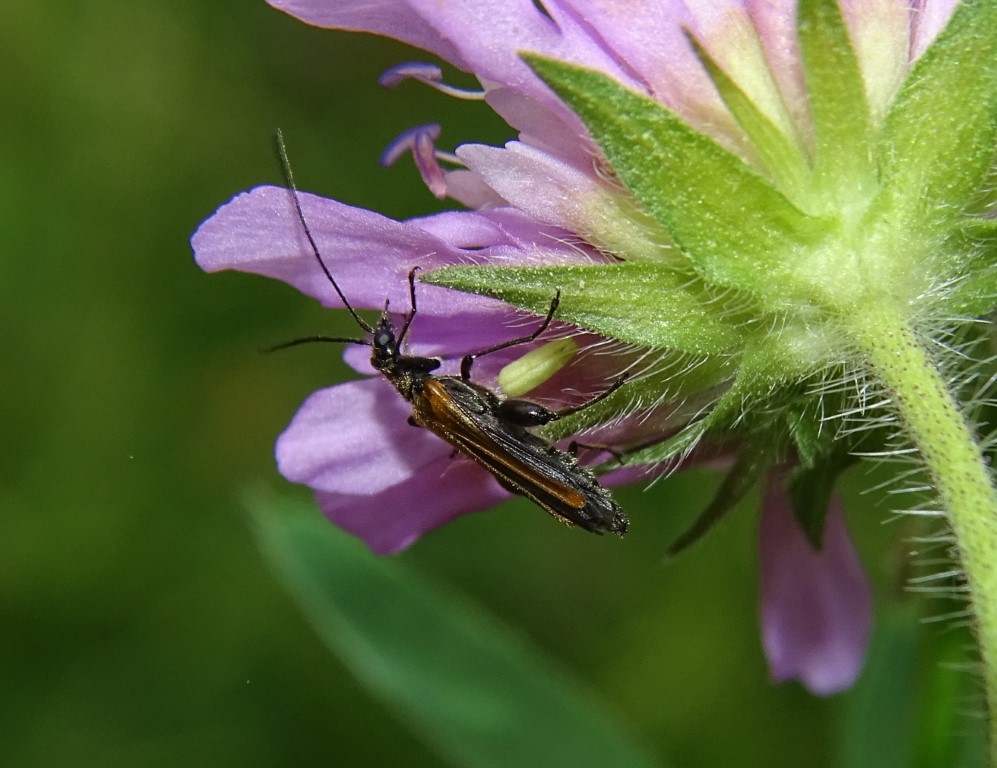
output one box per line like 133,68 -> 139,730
425,0 -> 997,469
427,1 -> 997,744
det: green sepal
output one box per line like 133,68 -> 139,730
616,382 -> 738,467
874,0 -> 997,235
937,221 -> 997,316
524,54 -> 832,306
788,443 -> 856,550
797,0 -> 874,198
617,342 -> 792,467
540,373 -> 636,442
685,32 -> 809,197
540,356 -> 736,444
944,263 -> 997,318
963,216 -> 997,243
424,262 -> 747,355
785,402 -> 822,469
667,442 -> 772,555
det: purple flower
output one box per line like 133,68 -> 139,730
760,475 -> 873,695
193,186 -> 636,553
193,0 -> 962,693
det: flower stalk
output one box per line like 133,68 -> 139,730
848,305 -> 997,754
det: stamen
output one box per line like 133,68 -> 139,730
379,62 -> 486,100
381,124 -> 451,200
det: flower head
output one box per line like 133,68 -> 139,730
192,0 -> 997,698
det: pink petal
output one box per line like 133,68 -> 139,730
910,0 -> 960,60
271,0 -> 642,161
191,185 -> 497,318
744,0 -> 811,144
266,0 -> 469,69
482,86 -> 591,162
458,142 -> 602,228
401,0 -> 638,118
759,478 -> 873,695
276,378 -> 450,495
440,168 -> 507,209
557,1 -> 735,129
837,0 -> 912,120
316,455 -> 510,554
411,206 -> 602,267
457,141 -> 659,250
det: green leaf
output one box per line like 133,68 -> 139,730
797,0 -> 874,198
835,607 -> 920,768
875,0 -> 997,233
524,55 -> 831,306
251,496 -> 661,768
913,625 -> 989,768
836,607 -> 989,768
425,262 -> 747,355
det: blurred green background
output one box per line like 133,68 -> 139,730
0,3 -> 984,767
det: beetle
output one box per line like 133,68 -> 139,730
273,132 -> 628,536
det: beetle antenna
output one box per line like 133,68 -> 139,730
275,129 -> 374,334
263,336 -> 369,354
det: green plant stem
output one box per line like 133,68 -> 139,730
847,307 -> 997,758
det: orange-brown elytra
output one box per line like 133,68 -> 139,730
271,130 -> 628,536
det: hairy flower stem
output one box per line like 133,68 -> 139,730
847,306 -> 997,754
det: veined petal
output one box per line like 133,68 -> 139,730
838,0 -> 913,122
482,85 -> 591,163
744,0 -> 812,144
910,0 -> 961,59
565,1 -> 793,158
272,0 -> 642,161
402,0 -> 640,119
440,168 -> 507,209
276,379 -> 446,495
457,141 -> 668,261
316,458 -> 509,554
759,479 -> 873,696
409,207 -> 576,254
410,206 -> 608,269
192,185 -> 497,317
549,1 -> 714,107
266,0 -> 469,68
